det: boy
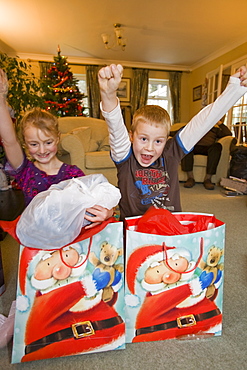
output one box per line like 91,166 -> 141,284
98,64 -> 247,220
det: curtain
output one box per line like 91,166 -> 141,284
130,69 -> 149,115
168,71 -> 182,123
39,61 -> 52,79
221,73 -> 230,92
86,65 -> 101,118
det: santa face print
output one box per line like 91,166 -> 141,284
166,256 -> 189,274
144,256 -> 189,285
34,247 -> 80,281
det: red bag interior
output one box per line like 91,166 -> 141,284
135,207 -> 223,235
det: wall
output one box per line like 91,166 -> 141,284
4,41 -> 246,125
26,60 -> 191,124
180,72 -> 191,123
0,56 -> 195,125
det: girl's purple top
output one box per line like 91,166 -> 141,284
5,156 -> 85,206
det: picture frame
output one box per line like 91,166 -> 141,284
117,78 -> 131,102
193,85 -> 202,101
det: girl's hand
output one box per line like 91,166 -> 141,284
84,205 -> 114,229
0,69 -> 8,98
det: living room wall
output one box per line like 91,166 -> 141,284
54,41 -> 247,124
18,60 -> 191,124
4,40 -> 246,125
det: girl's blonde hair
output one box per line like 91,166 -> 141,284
131,105 -> 171,134
19,108 -> 60,145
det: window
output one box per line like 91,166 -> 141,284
206,66 -> 223,104
229,94 -> 247,144
228,61 -> 247,145
147,79 -> 172,116
74,74 -> 89,116
207,60 -> 247,145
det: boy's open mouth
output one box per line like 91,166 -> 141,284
141,154 -> 153,161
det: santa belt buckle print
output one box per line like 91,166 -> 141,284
25,316 -> 124,355
72,321 -> 95,338
177,314 -> 196,328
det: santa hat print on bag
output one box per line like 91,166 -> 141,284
17,242 -> 90,312
16,247 -> 40,312
125,240 -> 203,307
126,244 -> 176,295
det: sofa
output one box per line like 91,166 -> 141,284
170,123 -> 235,184
57,116 -> 117,186
57,118 -> 234,188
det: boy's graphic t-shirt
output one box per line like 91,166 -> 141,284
134,162 -> 170,208
116,136 -> 184,220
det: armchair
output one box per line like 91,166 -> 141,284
57,116 -> 117,186
170,123 -> 235,184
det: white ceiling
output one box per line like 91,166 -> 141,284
0,0 -> 246,71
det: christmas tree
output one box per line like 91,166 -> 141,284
41,47 -> 85,117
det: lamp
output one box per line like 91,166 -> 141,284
101,23 -> 127,51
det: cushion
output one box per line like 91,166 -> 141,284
58,117 -> 90,134
194,155 -> 207,167
88,138 -> 99,152
98,136 -> 110,151
58,133 -> 70,155
70,127 -> 92,153
85,151 -> 115,169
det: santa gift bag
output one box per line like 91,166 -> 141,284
125,208 -> 225,344
11,220 -> 125,363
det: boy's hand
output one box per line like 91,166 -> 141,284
98,64 -> 123,94
98,64 -> 123,112
233,66 -> 247,87
0,69 -> 8,98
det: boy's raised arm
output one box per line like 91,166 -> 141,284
179,66 -> 247,153
98,64 -> 131,162
98,64 -> 123,112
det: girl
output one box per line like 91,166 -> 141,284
0,68 -> 113,228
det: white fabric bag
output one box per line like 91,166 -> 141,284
16,174 -> 121,249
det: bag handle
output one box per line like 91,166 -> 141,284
59,237 -> 93,269
162,237 -> 204,274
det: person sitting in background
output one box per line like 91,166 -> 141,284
181,116 -> 232,190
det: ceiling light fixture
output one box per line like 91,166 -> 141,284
101,23 -> 127,51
